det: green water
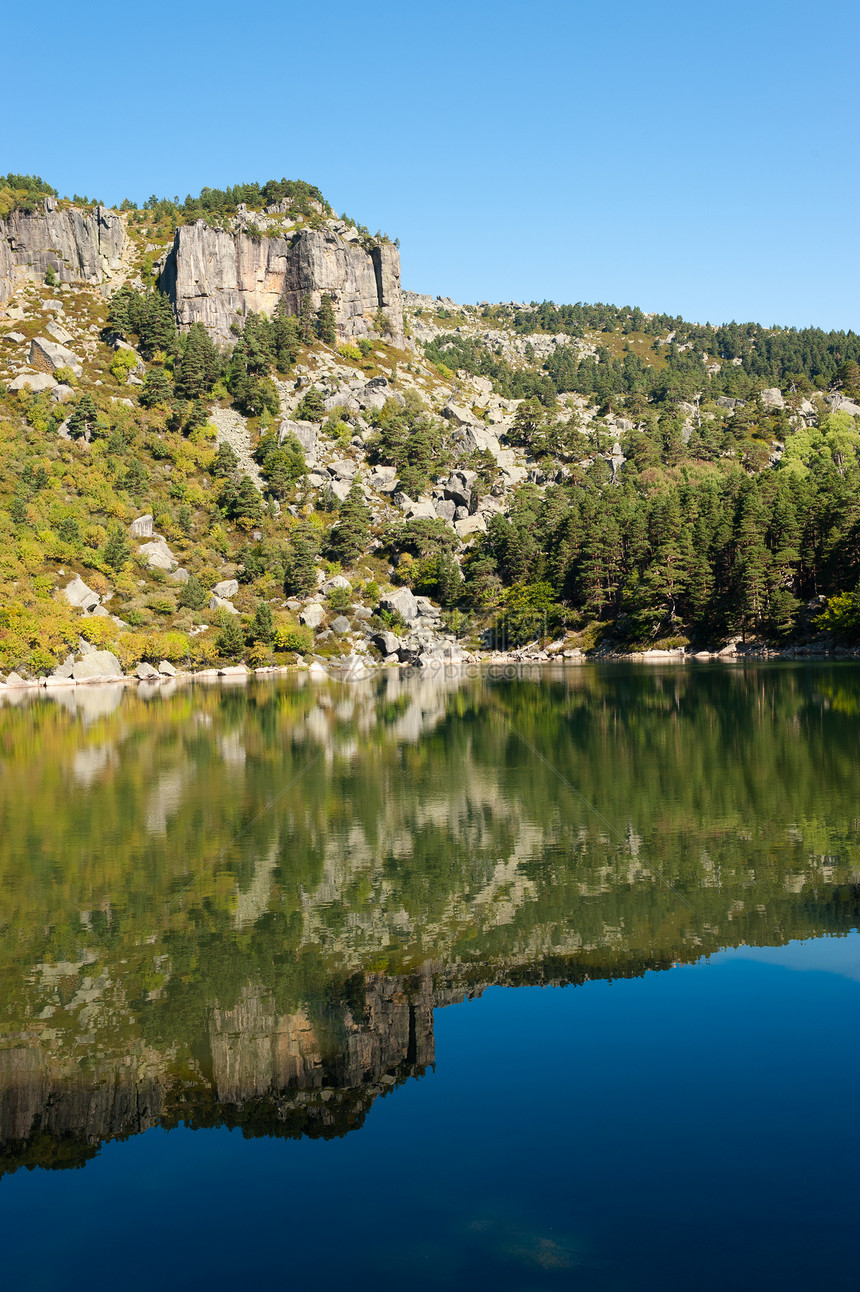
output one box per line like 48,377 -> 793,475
0,664 -> 858,1289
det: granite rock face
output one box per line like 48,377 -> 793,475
158,221 -> 403,347
71,650 -> 123,680
0,198 -> 126,304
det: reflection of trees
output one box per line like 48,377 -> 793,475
1,664 -> 859,1172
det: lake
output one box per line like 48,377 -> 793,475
1,663 -> 858,1290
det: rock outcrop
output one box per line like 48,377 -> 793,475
158,221 -> 404,347
0,198 -> 126,304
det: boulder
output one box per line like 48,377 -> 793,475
321,575 -> 352,593
374,630 -> 401,656
136,662 -> 160,680
330,615 -> 351,634
212,578 -> 239,599
380,586 -> 418,622
826,394 -> 860,417
29,337 -> 83,377
413,497 -> 440,520
139,539 -> 177,571
368,465 -> 397,490
441,402 -> 479,427
455,514 -> 487,539
760,387 -> 784,409
46,320 -> 73,345
329,478 -> 352,503
434,498 -> 457,522
129,514 -> 154,538
209,594 -> 238,614
72,651 -> 123,680
417,642 -> 467,666
63,575 -> 101,613
158,660 -> 177,676
52,383 -> 75,403
300,603 -> 326,630
453,424 -> 502,458
5,672 -> 29,687
8,371 -> 57,393
168,567 -> 190,584
328,459 -> 357,481
52,654 -> 76,680
281,419 -> 318,461
444,470 -> 476,509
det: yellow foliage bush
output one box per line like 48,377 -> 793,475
112,632 -> 148,669
76,616 -> 117,647
110,348 -> 139,382
191,636 -> 218,667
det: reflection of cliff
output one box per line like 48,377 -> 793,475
0,969 -> 435,1177
4,665 -> 860,1175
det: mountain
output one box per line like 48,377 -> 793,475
1,174 -> 860,684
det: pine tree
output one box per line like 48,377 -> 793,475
327,479 -> 370,566
299,293 -> 315,344
140,366 -> 172,408
284,523 -> 320,596
67,393 -> 98,439
316,293 -> 337,345
175,322 -> 218,399
295,386 -> 326,422
103,522 -> 131,571
178,574 -> 209,610
212,442 -> 239,476
273,302 -> 300,371
216,614 -> 245,659
250,602 -> 275,645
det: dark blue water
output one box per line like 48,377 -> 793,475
4,935 -> 857,1292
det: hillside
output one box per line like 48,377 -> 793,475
1,174 -> 860,685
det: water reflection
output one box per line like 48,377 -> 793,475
1,664 -> 858,1175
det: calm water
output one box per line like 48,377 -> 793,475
0,663 -> 858,1290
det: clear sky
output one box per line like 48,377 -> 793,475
5,0 -> 858,330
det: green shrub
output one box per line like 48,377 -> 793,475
326,585 -> 352,612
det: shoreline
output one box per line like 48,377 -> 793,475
1,645 -> 859,700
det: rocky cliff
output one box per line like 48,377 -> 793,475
158,221 -> 404,347
0,198 -> 126,304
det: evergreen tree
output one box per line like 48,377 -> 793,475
326,480 -> 370,566
216,614 -> 245,659
316,293 -> 337,345
299,293 -> 315,344
294,386 -> 326,421
174,322 -> 219,399
284,523 -> 320,596
103,522 -> 131,571
212,442 -> 239,476
273,302 -> 300,371
220,476 -> 264,523
178,574 -> 209,611
140,366 -> 173,408
250,602 -> 275,645
67,393 -> 98,439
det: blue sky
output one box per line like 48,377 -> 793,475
6,0 -> 858,329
